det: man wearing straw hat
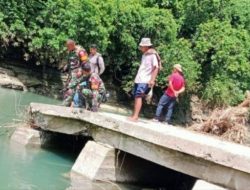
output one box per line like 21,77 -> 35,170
129,38 -> 160,121
153,64 -> 185,124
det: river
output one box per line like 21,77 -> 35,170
0,87 -> 141,190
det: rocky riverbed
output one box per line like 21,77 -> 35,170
0,62 -> 129,103
0,63 -> 64,99
0,67 -> 26,91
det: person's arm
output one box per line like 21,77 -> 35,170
98,56 -> 105,75
169,77 -> 183,97
99,79 -> 106,94
168,80 -> 177,96
176,86 -> 185,97
149,67 -> 159,87
148,55 -> 159,87
63,63 -> 69,72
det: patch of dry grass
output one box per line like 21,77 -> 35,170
190,93 -> 250,144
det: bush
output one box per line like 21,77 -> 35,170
107,1 -> 177,93
202,76 -> 245,106
223,0 -> 250,31
157,38 -> 200,92
0,0 -> 116,66
194,19 -> 250,106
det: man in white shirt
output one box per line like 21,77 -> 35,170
89,44 -> 105,75
129,38 -> 160,121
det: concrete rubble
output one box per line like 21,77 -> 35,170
11,124 -> 41,147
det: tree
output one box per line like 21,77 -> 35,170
107,0 -> 177,93
157,38 -> 200,92
194,19 -> 250,106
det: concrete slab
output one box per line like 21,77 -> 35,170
72,141 -> 116,181
71,141 -> 196,188
96,112 -> 250,175
100,104 -> 131,115
30,103 -> 250,174
192,180 -> 227,190
30,104 -> 90,135
29,103 -> 250,190
11,126 -> 41,147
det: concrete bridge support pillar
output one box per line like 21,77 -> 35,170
11,125 -> 42,147
71,141 -> 117,181
71,141 -> 196,189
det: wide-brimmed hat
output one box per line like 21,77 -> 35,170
139,38 -> 153,47
173,64 -> 183,73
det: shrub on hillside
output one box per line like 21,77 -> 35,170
194,19 -> 250,106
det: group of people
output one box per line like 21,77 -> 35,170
62,37 -> 185,124
128,38 -> 185,124
62,40 -> 106,112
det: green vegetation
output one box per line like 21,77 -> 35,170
0,0 -> 249,106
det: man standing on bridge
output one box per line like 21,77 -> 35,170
62,39 -> 88,106
153,64 -> 185,124
129,38 -> 160,122
89,44 -> 105,75
63,40 -> 89,79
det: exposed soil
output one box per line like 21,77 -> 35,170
189,92 -> 250,145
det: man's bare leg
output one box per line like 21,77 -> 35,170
129,97 -> 142,121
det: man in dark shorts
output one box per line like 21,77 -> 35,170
129,38 -> 159,121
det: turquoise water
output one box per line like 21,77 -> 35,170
0,87 -> 72,190
0,136 -> 72,190
0,87 -> 60,125
0,87 -> 139,190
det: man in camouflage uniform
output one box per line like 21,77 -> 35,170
63,68 -> 85,107
73,63 -> 106,112
62,39 -> 88,106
